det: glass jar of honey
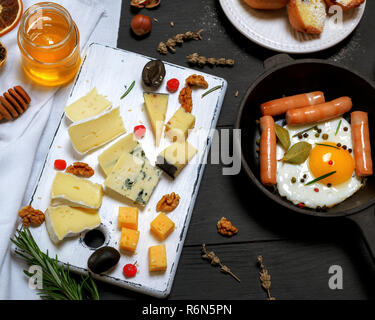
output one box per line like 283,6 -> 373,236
17,2 -> 81,86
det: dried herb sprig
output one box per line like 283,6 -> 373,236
157,29 -> 204,54
187,53 -> 234,67
201,244 -> 240,282
121,81 -> 135,100
257,256 -> 275,300
11,228 -> 99,300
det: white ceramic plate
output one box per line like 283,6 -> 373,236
219,0 -> 366,53
15,43 -> 227,298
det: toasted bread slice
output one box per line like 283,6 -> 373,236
288,0 -> 327,34
324,0 -> 364,11
244,0 -> 289,10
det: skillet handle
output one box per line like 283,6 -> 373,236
264,54 -> 294,70
346,207 -> 375,263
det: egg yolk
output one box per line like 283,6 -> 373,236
309,142 -> 354,186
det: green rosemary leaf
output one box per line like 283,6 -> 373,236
201,85 -> 222,98
280,142 -> 312,165
292,126 -> 317,138
274,124 -> 290,150
305,171 -> 336,186
10,228 -> 100,300
316,143 -> 340,150
335,120 -> 342,136
120,81 -> 135,99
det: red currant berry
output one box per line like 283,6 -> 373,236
54,159 -> 67,170
166,78 -> 180,93
123,263 -> 137,278
134,125 -> 146,139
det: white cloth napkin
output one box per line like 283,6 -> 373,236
0,0 -> 122,299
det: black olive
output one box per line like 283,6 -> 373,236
142,59 -> 166,89
87,246 -> 120,274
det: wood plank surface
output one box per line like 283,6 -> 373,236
98,0 -> 375,299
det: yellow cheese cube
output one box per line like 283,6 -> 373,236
148,244 -> 167,272
150,213 -> 175,240
118,207 -> 138,230
120,227 -> 140,253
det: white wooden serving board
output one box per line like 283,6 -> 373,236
23,43 -> 227,298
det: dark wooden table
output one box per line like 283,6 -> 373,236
98,0 -> 375,300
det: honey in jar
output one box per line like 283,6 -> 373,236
17,2 -> 81,86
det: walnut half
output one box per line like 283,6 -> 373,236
66,162 -> 94,177
156,192 -> 180,213
18,205 -> 45,227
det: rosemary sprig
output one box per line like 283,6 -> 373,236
120,81 -> 135,99
315,143 -> 340,150
11,228 -> 99,300
335,120 -> 342,136
257,256 -> 275,300
201,85 -> 222,98
305,171 -> 336,186
292,125 -> 318,138
201,244 -> 240,282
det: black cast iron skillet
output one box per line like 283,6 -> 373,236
235,54 -> 375,263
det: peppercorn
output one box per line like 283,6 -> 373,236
343,127 -> 348,132
300,179 -> 305,183
342,145 -> 347,150
322,133 -> 328,140
317,128 -> 322,133
315,133 -> 320,138
303,133 -> 308,138
348,148 -> 352,153
327,183 -> 332,188
291,177 -> 296,184
303,174 -> 307,179
337,143 -> 342,147
298,134 -> 303,139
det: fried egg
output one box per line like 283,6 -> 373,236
276,117 -> 362,209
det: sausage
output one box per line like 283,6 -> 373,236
244,0 -> 289,10
260,116 -> 277,186
351,111 -> 373,177
286,97 -> 352,126
261,91 -> 325,116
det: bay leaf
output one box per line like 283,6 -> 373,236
274,124 -> 290,150
280,141 -> 312,164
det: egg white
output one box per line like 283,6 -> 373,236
276,117 -> 363,209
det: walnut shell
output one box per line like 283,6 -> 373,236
131,0 -> 160,9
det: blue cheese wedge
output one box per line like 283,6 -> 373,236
156,141 -> 198,179
64,87 -> 112,122
104,152 -> 161,206
51,172 -> 104,209
68,107 -> 126,155
98,133 -> 147,176
45,206 -> 101,244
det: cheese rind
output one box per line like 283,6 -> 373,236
45,206 -> 101,244
165,107 -> 196,142
150,213 -> 175,240
118,207 -> 138,230
51,172 -> 104,209
104,152 -> 161,206
143,92 -> 169,147
148,244 -> 167,272
156,141 -> 198,179
64,87 -> 112,122
68,107 -> 126,155
98,133 -> 146,176
120,227 -> 140,253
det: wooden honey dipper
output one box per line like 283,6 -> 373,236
0,86 -> 31,121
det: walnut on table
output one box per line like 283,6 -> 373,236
66,162 -> 94,177
217,217 -> 238,237
156,192 -> 180,213
18,205 -> 45,227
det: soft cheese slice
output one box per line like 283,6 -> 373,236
64,87 -> 112,122
105,152 -> 161,206
68,107 -> 126,155
45,206 -> 101,244
98,133 -> 147,176
165,107 -> 196,142
51,172 -> 104,209
156,141 -> 198,179
143,92 -> 169,147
